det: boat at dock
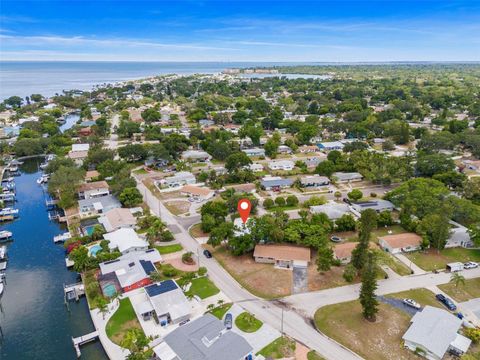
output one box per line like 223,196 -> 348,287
0,282 -> 4,297
0,207 -> 19,217
54,232 -> 71,243
37,174 -> 50,184
0,192 -> 16,202
7,165 -> 18,172
0,230 -> 13,242
0,246 -> 6,260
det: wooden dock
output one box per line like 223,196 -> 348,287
72,330 -> 99,357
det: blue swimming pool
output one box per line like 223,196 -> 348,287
84,225 -> 96,236
88,244 -> 102,257
102,284 -> 117,298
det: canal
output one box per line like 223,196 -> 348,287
0,158 -> 108,360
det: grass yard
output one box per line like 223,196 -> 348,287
374,250 -> 412,276
266,205 -> 299,212
106,298 -> 144,345
133,168 -> 148,175
235,312 -> 263,333
189,223 -> 209,238
438,278 -> 480,302
405,248 -> 480,271
208,303 -> 232,320
83,270 -> 103,309
185,277 -> 220,299
385,288 -> 441,309
164,200 -> 190,215
209,245 -> 292,299
257,337 -> 296,358
307,351 -> 326,360
314,300 -> 416,360
156,243 -> 183,254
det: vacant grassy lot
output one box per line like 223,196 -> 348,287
209,245 -> 292,299
106,298 -> 144,345
208,303 -> 232,320
185,277 -> 220,299
164,200 -> 190,215
314,301 -> 418,360
235,312 -> 263,333
374,250 -> 412,276
257,337 -> 296,358
406,248 -> 480,271
386,288 -> 441,309
189,223 -> 209,238
156,243 -> 183,254
307,350 -> 326,360
438,278 -> 480,302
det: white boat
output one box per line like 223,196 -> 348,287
0,262 -> 6,271
36,174 -> 50,184
0,282 -> 4,297
8,165 -> 18,172
0,208 -> 19,217
0,193 -> 15,202
0,230 -> 12,240
0,246 -> 6,260
53,232 -> 71,243
3,177 -> 14,183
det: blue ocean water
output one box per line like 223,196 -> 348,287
0,61 -> 297,100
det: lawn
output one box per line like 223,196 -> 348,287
106,298 -> 144,345
209,245 -> 292,299
133,168 -> 148,175
314,300 -> 415,360
257,337 -> 296,358
307,351 -> 326,360
235,312 -> 263,333
438,278 -> 480,302
405,248 -> 480,271
208,303 -> 232,320
156,243 -> 183,254
385,288 -> 441,309
374,250 -> 412,276
83,270 -> 103,309
189,223 -> 209,238
164,200 -> 190,215
185,277 -> 220,299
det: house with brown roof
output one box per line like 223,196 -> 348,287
179,185 -> 214,200
78,180 -> 110,200
253,244 -> 311,269
85,170 -> 100,182
333,242 -> 358,264
98,207 -> 137,232
378,233 -> 422,254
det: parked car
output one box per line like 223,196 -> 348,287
203,249 -> 212,258
436,294 -> 457,311
224,313 -> 233,330
403,298 -> 421,310
464,262 -> 478,269
330,236 -> 343,243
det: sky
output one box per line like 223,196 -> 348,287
1,0 -> 480,62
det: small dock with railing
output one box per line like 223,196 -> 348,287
64,282 -> 85,302
72,330 -> 99,357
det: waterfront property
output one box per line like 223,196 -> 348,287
98,207 -> 137,232
78,180 -> 110,200
103,228 -> 148,254
78,195 -> 122,218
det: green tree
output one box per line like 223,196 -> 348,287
48,166 -> 85,209
119,187 -> 143,207
317,246 -> 334,272
315,160 -> 336,177
335,214 -> 356,232
69,246 -> 90,273
347,189 -> 363,202
351,209 -> 377,270
418,213 -> 451,250
263,198 -> 274,209
450,272 -> 466,288
359,251 -> 379,321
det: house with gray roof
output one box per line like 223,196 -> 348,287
260,176 -> 293,191
181,150 -> 211,162
402,306 -> 471,360
331,172 -> 363,183
317,141 -> 344,151
350,199 -> 395,213
310,201 -> 352,220
153,313 -> 253,360
159,171 -> 196,188
300,175 -> 330,188
242,148 -> 265,157
445,222 -> 473,248
78,195 -> 121,218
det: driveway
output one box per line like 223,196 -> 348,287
460,298 -> 480,320
377,296 -> 419,316
228,304 -> 281,353
293,265 -> 308,294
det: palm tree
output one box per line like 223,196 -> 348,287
149,270 -> 163,283
207,303 -> 215,311
450,272 -> 466,288
146,219 -> 166,245
217,299 -> 225,307
96,297 -> 109,320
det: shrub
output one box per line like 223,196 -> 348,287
370,192 -> 377,198
303,196 -> 327,207
464,328 -> 480,343
182,251 -> 194,264
286,195 -> 299,207
275,197 -> 286,206
197,266 -> 207,276
162,266 -> 178,277
347,189 -> 363,202
343,263 -> 356,282
263,198 -> 274,209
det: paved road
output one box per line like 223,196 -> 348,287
104,114 -> 120,150
139,181 -> 363,360
284,268 -> 480,317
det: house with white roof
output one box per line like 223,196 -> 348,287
268,160 -> 295,171
98,207 -> 137,232
68,143 -> 90,165
310,201 -> 352,220
402,306 -> 471,359
246,163 -> 264,172
159,171 -> 196,188
104,228 -> 148,254
181,150 -> 211,162
78,195 -> 121,218
331,172 -> 363,183
317,141 -> 344,151
242,148 -> 265,157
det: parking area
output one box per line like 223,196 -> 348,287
293,265 -> 308,294
377,296 -> 419,316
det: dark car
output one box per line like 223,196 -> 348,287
224,313 -> 233,330
203,249 -> 212,258
436,294 -> 457,311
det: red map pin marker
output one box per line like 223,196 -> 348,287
237,198 -> 252,224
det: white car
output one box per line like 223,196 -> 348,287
403,298 -> 421,310
464,262 -> 478,269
